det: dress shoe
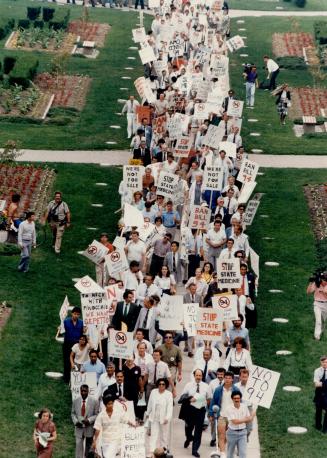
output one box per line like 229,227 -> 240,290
210,439 -> 216,447
184,439 -> 190,448
192,452 -> 200,457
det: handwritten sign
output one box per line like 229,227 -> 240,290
238,159 -> 259,184
109,329 -> 134,359
243,200 -> 260,225
202,124 -> 224,149
158,294 -> 183,331
188,205 -> 211,230
226,35 -> 245,53
156,171 -> 179,199
80,291 -> 110,326
216,258 -> 241,289
203,166 -> 224,191
195,308 -> 222,341
183,303 -> 199,337
175,137 -> 192,158
212,294 -> 239,322
132,27 -> 146,43
70,372 -> 97,400
121,425 -> 146,458
123,165 -> 144,191
243,365 -> 280,409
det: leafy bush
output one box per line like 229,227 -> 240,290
0,17 -> 15,40
3,56 -> 16,75
315,22 -> 327,45
34,20 -> 44,29
276,56 -> 307,69
42,7 -> 55,22
49,9 -> 70,31
295,0 -> 306,7
18,19 -> 30,29
0,116 -> 42,124
8,55 -> 39,89
27,6 -> 41,21
0,244 -> 20,257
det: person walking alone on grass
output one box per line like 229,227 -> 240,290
263,55 -> 279,91
43,191 -> 71,254
17,211 -> 36,273
275,83 -> 291,126
243,65 -> 258,108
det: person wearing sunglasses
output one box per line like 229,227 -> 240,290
158,332 -> 183,384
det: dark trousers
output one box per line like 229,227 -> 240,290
150,253 -> 165,276
135,0 -> 144,8
185,406 -> 206,453
188,254 -> 200,278
63,341 -> 74,383
315,405 -> 327,431
269,69 -> 279,90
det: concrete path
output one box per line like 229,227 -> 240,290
230,9 -> 327,17
17,149 -> 327,168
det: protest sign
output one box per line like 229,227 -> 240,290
75,275 -> 104,294
121,425 -> 146,458
212,294 -> 239,322
238,159 -> 259,184
168,37 -> 184,58
80,291 -> 110,326
82,240 -> 109,265
148,0 -> 160,7
196,80 -> 211,102
134,77 -> 156,104
132,27 -> 146,43
234,149 -> 247,170
195,47 -> 211,65
219,141 -> 237,159
136,105 -> 151,124
194,103 -> 212,120
168,114 -> 183,140
105,247 -> 129,277
177,74 -> 191,95
202,124 -> 224,149
227,100 -> 244,118
249,247 -> 260,279
195,308 -> 223,341
137,220 -> 155,243
210,54 -> 229,77
175,137 -> 192,158
158,294 -> 183,331
109,329 -> 134,359
238,181 -> 257,204
226,35 -> 245,52
217,258 -> 242,289
0,200 -> 5,212
153,60 -> 168,76
104,283 -> 123,315
123,203 -> 144,228
153,114 -> 167,136
188,205 -> 211,230
113,236 -> 126,250
139,46 -> 156,65
156,171 -> 179,199
183,303 -> 199,337
203,166 -> 224,191
123,165 -> 144,191
243,365 -> 280,409
59,295 -> 70,333
243,200 -> 260,225
71,372 -> 97,400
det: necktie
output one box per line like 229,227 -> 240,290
142,309 -> 149,328
118,384 -> 122,397
145,286 -> 149,297
225,121 -> 228,136
192,295 -> 195,303
196,383 -> 200,393
322,370 -> 327,382
241,276 -> 245,295
237,297 -> 240,315
173,254 -> 176,272
154,363 -> 158,384
227,199 -> 231,213
228,251 -> 232,259
124,303 -> 129,317
81,400 -> 86,417
233,134 -> 236,143
203,362 -> 208,381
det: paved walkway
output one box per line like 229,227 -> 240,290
16,149 -> 327,168
230,9 -> 327,17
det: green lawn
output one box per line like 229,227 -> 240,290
0,165 -> 326,457
229,16 -> 327,154
229,0 -> 327,11
0,0 -> 151,150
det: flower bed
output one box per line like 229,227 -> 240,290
304,184 -> 327,241
272,32 -> 314,57
35,73 -> 91,110
5,28 -> 77,54
0,164 -> 55,219
289,87 -> 327,118
68,21 -> 110,47
0,83 -> 53,119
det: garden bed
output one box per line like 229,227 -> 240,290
35,73 -> 91,110
289,87 -> 327,118
68,21 -> 110,47
5,28 -> 77,54
272,32 -> 314,57
304,184 -> 327,240
0,83 -> 53,119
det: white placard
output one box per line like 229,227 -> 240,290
210,54 -> 229,77
70,372 -> 97,400
227,100 -> 244,118
153,60 -> 168,76
195,308 -> 223,341
168,37 -> 184,58
216,258 -> 242,289
123,203 -> 144,228
203,166 -> 224,191
121,425 -> 146,458
82,240 -> 110,265
105,248 -> 129,277
238,159 -> 259,184
0,200 -> 6,212
238,181 -> 257,204
158,294 -> 183,331
80,291 -> 110,326
139,46 -> 156,64
75,276 -> 105,294
188,205 -> 211,230
202,124 -> 224,149
243,365 -> 280,409
195,46 -> 211,65
109,329 -> 134,359
219,141 -> 237,159
113,236 -> 127,250
148,0 -> 160,7
137,220 -> 155,243
183,303 -> 199,337
156,171 -> 179,199
175,137 -> 192,158
243,200 -> 260,225
132,27 -> 146,43
123,166 -> 144,191
212,294 -> 239,322
226,35 -> 245,52
104,284 -> 123,316
249,247 -> 260,279
134,77 -> 156,104
193,102 -> 211,120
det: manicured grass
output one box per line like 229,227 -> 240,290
229,0 -> 327,11
229,16 -> 327,154
0,0 -> 151,150
0,165 -> 326,457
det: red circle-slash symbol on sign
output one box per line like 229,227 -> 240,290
218,297 -> 230,308
88,245 -> 98,255
116,332 -> 127,345
111,252 -> 120,262
81,279 -> 91,288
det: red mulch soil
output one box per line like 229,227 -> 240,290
68,21 -> 110,47
0,304 -> 12,337
289,87 -> 327,119
304,184 -> 327,241
35,73 -> 91,111
272,32 -> 314,57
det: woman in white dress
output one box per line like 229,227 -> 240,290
154,265 -> 176,296
223,337 -> 252,378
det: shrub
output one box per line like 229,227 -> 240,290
275,56 -> 307,69
49,9 -> 70,31
18,19 -> 30,29
8,55 -> 39,89
42,7 -> 55,22
295,0 -> 306,7
3,56 -> 16,74
0,18 -> 15,40
34,20 -> 44,29
27,6 -> 41,21
315,22 -> 327,45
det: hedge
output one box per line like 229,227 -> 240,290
3,56 -> 16,75
49,9 -> 70,31
8,55 -> 39,89
43,7 -> 55,22
0,18 -> 15,40
275,56 -> 307,70
27,6 -> 41,21
315,22 -> 327,45
34,20 -> 44,29
18,19 -> 31,29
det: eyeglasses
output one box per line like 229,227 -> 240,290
165,336 -> 173,339
158,382 -> 166,386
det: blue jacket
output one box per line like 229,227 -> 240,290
209,383 -> 240,417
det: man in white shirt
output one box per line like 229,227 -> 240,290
97,362 -> 116,401
162,153 -> 179,174
181,369 -> 209,457
122,260 -> 143,292
124,231 -> 146,270
192,348 -> 220,384
219,238 -> 236,260
144,348 -> 175,401
133,329 -> 153,355
226,391 -> 256,458
264,55 -> 279,91
235,368 -> 256,438
206,220 -> 227,267
121,95 -> 140,138
136,274 -> 160,306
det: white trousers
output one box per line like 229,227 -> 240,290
245,82 -> 256,107
127,113 -> 137,138
102,441 -> 120,457
149,421 -> 169,453
314,302 -> 327,339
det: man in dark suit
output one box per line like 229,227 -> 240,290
71,384 -> 99,458
222,89 -> 235,113
133,137 -> 151,166
164,241 -> 184,285
134,297 -> 157,344
240,263 -> 257,328
104,369 -> 140,410
111,290 -> 140,332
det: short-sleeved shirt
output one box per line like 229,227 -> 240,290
145,360 -> 171,384
126,240 -> 146,263
158,344 -> 182,368
162,210 -> 180,228
81,360 -> 106,382
47,200 -> 69,222
227,403 -> 250,430
94,403 -> 127,444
